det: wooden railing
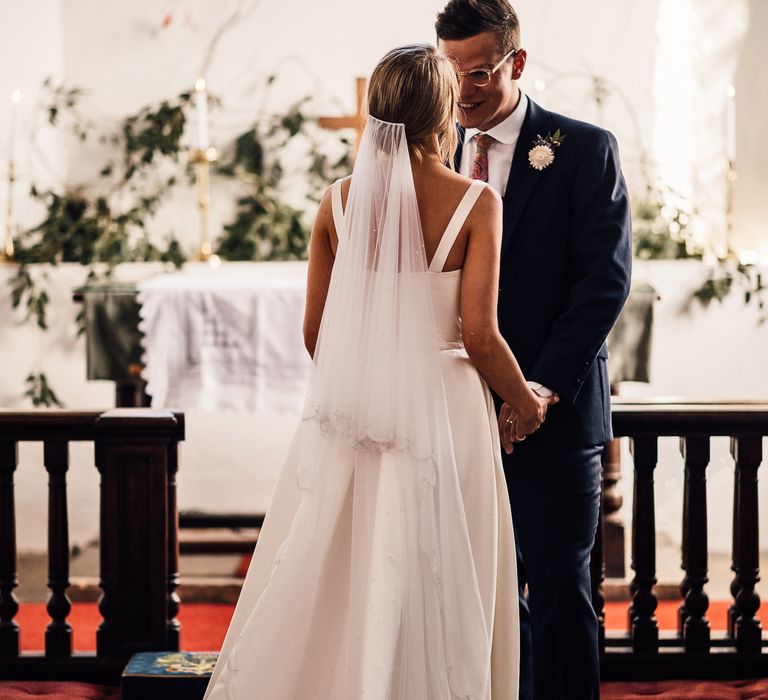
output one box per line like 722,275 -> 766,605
594,399 -> 768,680
0,409 -> 184,683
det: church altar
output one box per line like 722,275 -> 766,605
77,262 -> 654,413
137,262 -> 310,413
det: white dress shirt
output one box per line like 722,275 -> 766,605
459,92 -> 528,197
459,92 -> 556,400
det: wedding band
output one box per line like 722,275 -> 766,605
516,435 -> 526,441
506,418 -> 514,424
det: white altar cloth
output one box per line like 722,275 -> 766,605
137,262 -> 311,412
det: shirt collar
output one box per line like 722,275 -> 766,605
463,91 -> 528,145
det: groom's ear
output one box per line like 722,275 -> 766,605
511,49 -> 527,81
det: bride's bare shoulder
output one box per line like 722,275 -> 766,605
440,169 -> 503,216
464,185 -> 502,242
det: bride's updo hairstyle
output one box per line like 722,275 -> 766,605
367,44 -> 459,165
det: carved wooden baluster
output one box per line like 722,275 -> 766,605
678,436 -> 710,652
44,440 -> 73,656
166,435 -> 181,649
628,436 -> 659,652
0,440 -> 20,656
728,481 -> 741,640
94,439 -> 112,654
590,475 -> 606,652
729,435 -> 762,654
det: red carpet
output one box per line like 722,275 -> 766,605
13,599 -> 768,652
601,679 -> 768,699
0,681 -> 119,699
9,601 -> 768,699
15,602 -> 232,652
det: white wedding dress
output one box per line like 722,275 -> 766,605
205,158 -> 519,700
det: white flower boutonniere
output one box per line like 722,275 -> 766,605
528,129 -> 566,171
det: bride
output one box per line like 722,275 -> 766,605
204,43 -> 554,700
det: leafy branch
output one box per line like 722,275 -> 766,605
632,183 -> 703,261
693,263 -> 766,323
11,82 -> 189,300
25,373 -> 64,408
215,88 -> 352,261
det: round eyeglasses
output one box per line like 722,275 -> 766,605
455,48 -> 519,87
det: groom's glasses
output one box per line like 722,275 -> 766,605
455,48 -> 519,87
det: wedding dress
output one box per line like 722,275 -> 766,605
204,117 -> 519,700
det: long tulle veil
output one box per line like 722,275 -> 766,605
303,115 -> 491,696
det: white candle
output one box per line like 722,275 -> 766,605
194,78 -> 209,150
726,83 -> 736,162
8,90 -> 20,163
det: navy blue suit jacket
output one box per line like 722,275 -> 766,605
457,97 -> 632,446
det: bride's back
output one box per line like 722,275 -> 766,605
332,165 -> 481,273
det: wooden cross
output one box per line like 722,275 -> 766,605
318,77 -> 367,156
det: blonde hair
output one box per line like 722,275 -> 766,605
367,44 -> 458,165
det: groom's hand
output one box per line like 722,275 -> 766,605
498,402 -> 516,454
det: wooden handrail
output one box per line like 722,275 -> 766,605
612,399 -> 768,436
0,409 -> 184,442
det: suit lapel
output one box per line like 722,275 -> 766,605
453,123 -> 465,171
500,98 -> 553,257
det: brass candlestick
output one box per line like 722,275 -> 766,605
725,158 -> 737,261
1,161 -> 15,263
190,146 -> 218,262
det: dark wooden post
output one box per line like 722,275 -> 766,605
628,436 -> 659,652
602,383 -> 625,577
115,382 -> 151,409
678,436 -> 710,652
95,409 -> 180,659
43,440 -> 73,656
728,435 -> 762,654
166,418 -> 183,649
0,440 -> 19,656
590,478 -> 606,653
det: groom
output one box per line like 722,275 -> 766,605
437,1 -> 632,698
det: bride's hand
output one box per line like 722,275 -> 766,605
498,402 -> 516,454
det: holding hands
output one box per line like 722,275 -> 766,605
498,391 -> 559,455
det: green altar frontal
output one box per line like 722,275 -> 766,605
75,282 -> 144,382
121,651 -> 218,700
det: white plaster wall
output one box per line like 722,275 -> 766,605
0,0 -> 66,233
51,0 -> 662,254
733,0 -> 768,252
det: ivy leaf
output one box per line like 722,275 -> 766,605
24,372 -> 64,408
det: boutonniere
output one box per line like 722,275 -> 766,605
528,129 -> 566,171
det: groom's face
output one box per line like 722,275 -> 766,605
439,31 -> 524,133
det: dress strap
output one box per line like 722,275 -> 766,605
331,179 -> 345,242
428,180 -> 487,272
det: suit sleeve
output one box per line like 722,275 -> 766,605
528,129 -> 632,403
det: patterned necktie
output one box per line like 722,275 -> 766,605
469,133 -> 496,182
